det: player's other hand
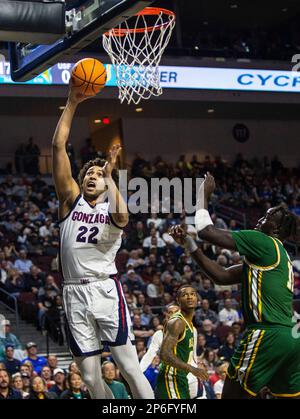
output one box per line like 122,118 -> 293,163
203,172 -> 216,199
169,225 -> 187,246
103,144 -> 122,178
189,365 -> 209,381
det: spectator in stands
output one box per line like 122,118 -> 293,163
68,361 -> 80,375
146,273 -> 164,303
228,219 -> 239,231
201,320 -> 220,350
38,274 -> 60,298
49,368 -> 66,397
194,299 -> 219,329
39,217 -> 54,239
146,213 -> 165,231
196,333 -> 207,357
232,322 -> 244,347
126,249 -> 145,270
20,372 -> 31,394
40,365 -> 55,389
143,228 -> 166,250
218,298 -> 240,326
218,332 -> 236,362
28,376 -> 57,399
22,342 -> 48,375
211,213 -> 228,230
161,263 -> 181,282
136,339 -> 146,360
196,360 -> 216,399
123,269 -> 145,295
21,360 -> 36,378
44,295 -> 65,345
0,320 -> 23,359
132,314 -> 154,345
25,265 -> 45,294
217,289 -> 239,312
213,362 -> 229,399
4,268 -> 25,297
13,250 -> 33,274
128,222 -> 147,248
37,285 -> 56,330
1,344 -> 21,375
0,368 -> 22,399
149,315 -> 162,332
140,305 -> 154,327
199,278 -> 217,309
47,355 -> 58,374
20,364 -> 32,378
11,372 -> 29,398
200,349 -> 219,377
144,355 -> 160,391
136,293 -> 146,308
102,361 -> 130,399
60,372 -> 91,399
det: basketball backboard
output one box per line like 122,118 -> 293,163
9,0 -> 154,82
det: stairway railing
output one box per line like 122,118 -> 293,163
0,288 -> 20,337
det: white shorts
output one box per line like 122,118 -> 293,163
63,276 -> 134,357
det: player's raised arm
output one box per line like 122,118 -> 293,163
195,173 -> 237,250
103,144 -> 129,228
160,318 -> 209,381
52,88 -> 87,208
169,225 -> 242,285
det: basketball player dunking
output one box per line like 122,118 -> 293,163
52,86 -> 154,399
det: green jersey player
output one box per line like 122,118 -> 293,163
170,174 -> 300,399
156,285 -> 208,399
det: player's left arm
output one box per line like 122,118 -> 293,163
103,144 -> 128,228
169,226 -> 242,285
195,172 -> 237,250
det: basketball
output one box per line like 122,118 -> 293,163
71,58 -> 107,96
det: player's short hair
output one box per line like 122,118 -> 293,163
78,157 -> 119,189
273,204 -> 300,243
176,284 -> 197,299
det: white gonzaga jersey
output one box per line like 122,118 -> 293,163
59,195 -> 122,282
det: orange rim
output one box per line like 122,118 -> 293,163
104,7 -> 175,37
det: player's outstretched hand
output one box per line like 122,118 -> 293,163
103,144 -> 122,178
189,365 -> 209,381
169,225 -> 187,246
203,172 -> 216,199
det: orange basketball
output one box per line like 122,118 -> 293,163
71,58 -> 107,96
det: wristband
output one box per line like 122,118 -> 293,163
185,235 -> 198,253
195,209 -> 213,232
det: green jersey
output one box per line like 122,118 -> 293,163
231,230 -> 294,328
157,312 -> 194,399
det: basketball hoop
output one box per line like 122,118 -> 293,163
102,7 -> 176,105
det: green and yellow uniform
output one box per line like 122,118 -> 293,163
228,230 -> 300,397
156,312 -> 194,399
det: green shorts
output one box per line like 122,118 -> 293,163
228,326 -> 300,398
156,367 -> 190,399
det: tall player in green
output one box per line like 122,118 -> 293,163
156,285 -> 209,399
170,174 -> 300,399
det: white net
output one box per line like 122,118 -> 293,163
102,8 -> 176,105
